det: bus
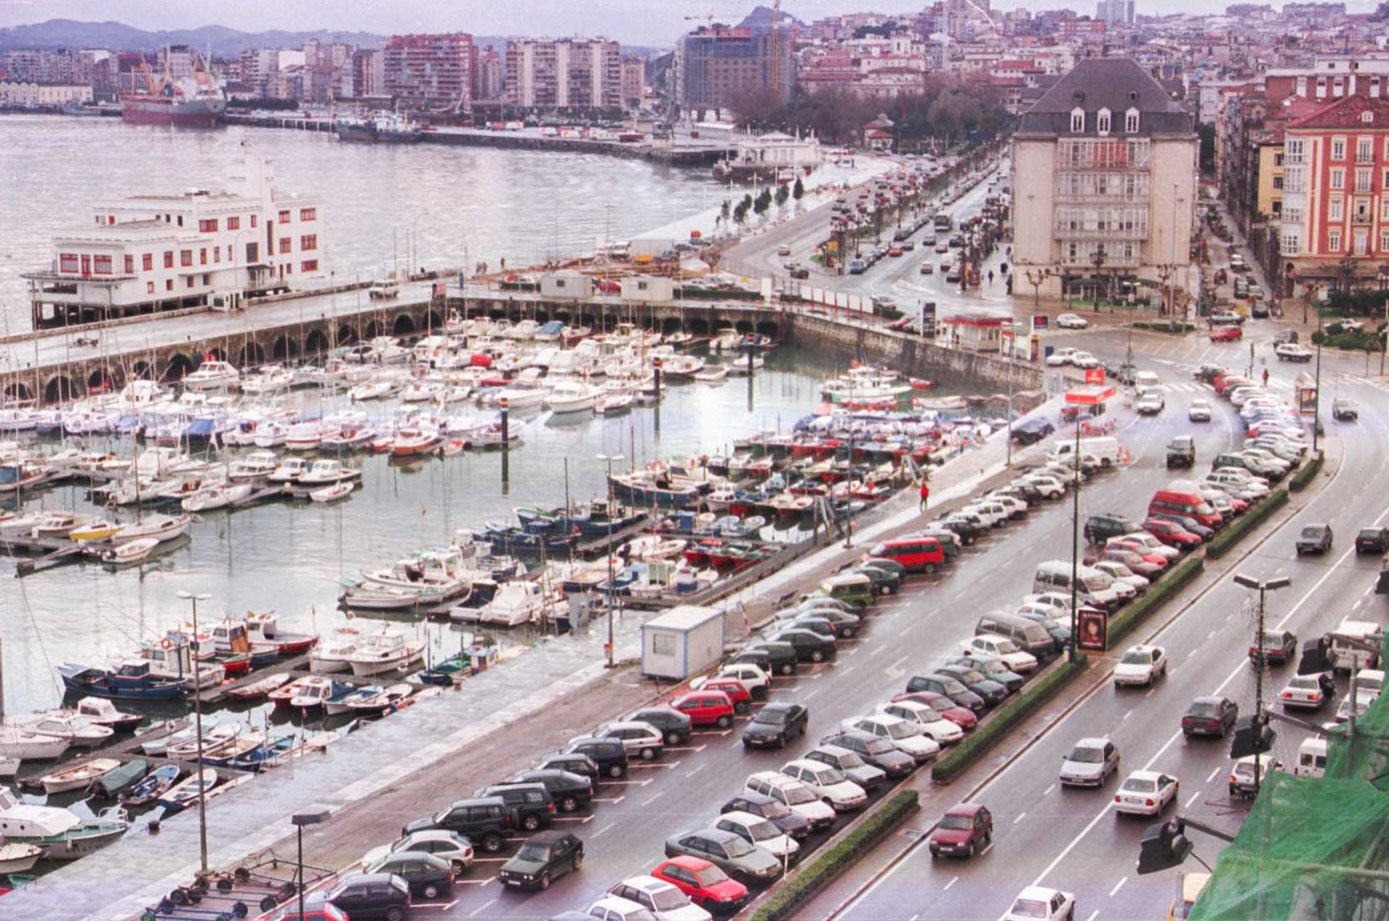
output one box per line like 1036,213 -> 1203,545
933,212 -> 953,232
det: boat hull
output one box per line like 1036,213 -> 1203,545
121,97 -> 225,127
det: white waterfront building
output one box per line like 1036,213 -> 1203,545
24,159 -> 325,329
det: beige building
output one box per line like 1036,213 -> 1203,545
506,38 -> 622,109
0,82 -> 92,107
1011,58 -> 1198,302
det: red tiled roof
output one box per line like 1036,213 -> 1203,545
1287,95 -> 1389,129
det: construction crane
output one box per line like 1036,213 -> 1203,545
685,11 -> 715,30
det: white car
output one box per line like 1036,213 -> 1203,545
875,699 -> 966,745
1059,737 -> 1120,787
1093,560 -> 1149,594
1114,770 -> 1178,816
1046,347 -> 1079,367
1337,692 -> 1378,723
1023,592 -> 1073,616
608,876 -> 713,921
1057,313 -> 1089,329
1112,531 -> 1180,562
716,662 -> 771,700
1022,475 -> 1066,499
841,714 -> 941,763
590,896 -> 670,921
712,810 -> 800,863
1113,644 -> 1168,687
962,634 -> 1039,673
1070,350 -> 1099,369
1229,755 -> 1282,798
776,244 -> 792,256
1005,886 -> 1077,921
1280,673 -> 1332,711
1136,391 -> 1166,415
1188,398 -> 1212,422
780,759 -> 867,811
744,771 -> 837,830
362,829 -> 474,873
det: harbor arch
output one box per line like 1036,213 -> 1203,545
337,324 -> 358,346
87,367 -> 122,394
272,335 -> 301,361
238,342 -> 267,368
424,309 -> 445,332
688,318 -> 710,336
304,330 -> 330,355
3,382 -> 32,403
43,374 -> 81,404
392,313 -> 416,336
364,320 -> 382,340
756,320 -> 779,338
130,361 -> 153,381
162,353 -> 196,382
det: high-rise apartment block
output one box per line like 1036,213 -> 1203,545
505,38 -> 621,109
384,33 -> 474,108
675,26 -> 794,116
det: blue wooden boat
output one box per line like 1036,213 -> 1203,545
417,653 -> 467,686
57,662 -> 187,700
92,757 -> 149,799
120,763 -> 180,806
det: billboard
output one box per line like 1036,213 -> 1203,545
1078,607 -> 1108,652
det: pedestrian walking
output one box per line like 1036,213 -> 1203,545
1262,368 -> 1269,387
918,480 -> 931,512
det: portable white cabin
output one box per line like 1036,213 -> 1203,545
641,605 -> 725,681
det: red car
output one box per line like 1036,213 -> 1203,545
1209,325 -> 1243,342
697,677 -> 753,715
651,856 -> 750,914
1141,518 -> 1203,549
928,802 -> 993,859
669,690 -> 736,728
891,691 -> 978,731
594,279 -> 621,294
1104,539 -> 1170,569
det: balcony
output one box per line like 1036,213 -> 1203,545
1055,225 -> 1149,241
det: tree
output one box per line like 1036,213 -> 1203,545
775,183 -> 790,205
733,201 -> 749,224
792,178 -> 804,200
720,199 -> 731,222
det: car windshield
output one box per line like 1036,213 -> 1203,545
940,814 -> 973,831
722,835 -> 755,857
883,721 -> 916,740
863,737 -> 894,755
650,888 -> 688,911
745,818 -> 781,840
1121,650 -> 1150,665
1011,898 -> 1051,918
815,766 -> 847,784
1121,777 -> 1155,793
1301,527 -> 1324,538
1360,529 -> 1382,539
753,710 -> 785,726
514,842 -> 551,862
1068,745 -> 1103,763
782,784 -> 816,805
834,751 -> 866,769
694,865 -> 730,886
995,638 -> 1020,654
1188,701 -> 1220,717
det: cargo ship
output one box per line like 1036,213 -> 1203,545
121,52 -> 226,128
336,111 -> 423,144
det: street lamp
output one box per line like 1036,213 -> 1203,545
292,806 -> 332,920
176,589 -> 212,874
1067,414 -> 1082,662
595,453 -> 624,668
1233,573 -> 1291,797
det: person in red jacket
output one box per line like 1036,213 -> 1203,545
919,481 -> 931,511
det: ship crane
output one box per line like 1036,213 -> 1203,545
685,11 -> 715,29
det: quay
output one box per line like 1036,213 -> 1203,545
0,280 -> 1040,406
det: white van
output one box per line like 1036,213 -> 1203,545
1049,436 -> 1122,467
1331,620 -> 1384,673
1134,370 -> 1161,392
1295,737 -> 1327,779
1354,669 -> 1384,698
1033,560 -> 1124,610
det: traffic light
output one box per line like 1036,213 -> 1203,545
1137,818 -> 1192,874
1298,634 -> 1336,674
1230,714 -> 1277,759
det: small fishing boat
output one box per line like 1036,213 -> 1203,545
0,726 -> 70,761
391,425 -> 444,458
31,511 -> 90,539
166,723 -> 240,760
0,841 -> 42,875
345,630 -> 427,677
309,630 -> 360,674
181,482 -> 254,512
342,683 -> 414,717
268,675 -> 349,713
309,482 -> 353,503
225,672 -> 291,701
693,364 -> 729,383
75,698 -> 144,733
157,768 -> 218,813
100,536 -> 162,568
40,758 -> 121,795
202,730 -> 267,768
594,390 -> 635,415
120,763 -> 180,805
0,755 -> 18,778
91,757 -> 148,799
57,661 -> 187,701
417,653 -> 468,687
16,712 -> 113,748
69,519 -> 123,542
112,513 -> 192,544
35,807 -> 130,860
227,450 -> 280,482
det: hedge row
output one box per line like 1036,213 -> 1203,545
1132,321 -> 1196,334
1105,556 -> 1205,647
749,790 -> 919,921
930,655 -> 1089,785
1205,488 -> 1290,559
675,287 -> 761,301
1288,451 -> 1324,493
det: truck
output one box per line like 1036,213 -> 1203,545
1049,436 -> 1122,467
368,274 -> 401,300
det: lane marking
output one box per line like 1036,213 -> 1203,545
686,764 -> 707,778
1186,790 -> 1202,808
591,821 -> 616,839
1109,877 -> 1128,897
1013,812 -> 1027,824
553,815 -> 595,824
1043,783 -> 1056,796
468,899 -> 497,917
943,878 -> 958,892
639,791 -> 665,807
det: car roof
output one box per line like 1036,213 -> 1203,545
1124,769 -> 1164,782
718,810 -> 762,826
663,854 -> 714,871
1018,886 -> 1065,901
1073,736 -> 1109,748
760,701 -> 800,713
620,875 -> 675,893
944,802 -> 985,817
591,896 -> 648,914
525,829 -> 572,845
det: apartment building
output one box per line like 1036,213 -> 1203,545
506,38 -> 621,109
384,32 -> 475,108
1011,58 -> 1198,301
675,26 -> 794,116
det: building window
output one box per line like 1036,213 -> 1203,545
1357,168 -> 1373,192
227,216 -> 240,231
143,253 -> 153,272
1330,198 -> 1344,220
1275,153 -> 1284,167
200,248 -> 208,265
278,209 -> 291,224
1358,137 -> 1374,162
1355,229 -> 1369,254
1287,138 -> 1305,162
198,218 -> 218,233
300,234 -> 317,251
93,255 -> 112,274
1070,107 -> 1084,132
187,277 -> 195,289
1332,137 -> 1346,160
1329,228 -> 1342,252
1331,168 -> 1345,190
214,248 -> 220,264
176,215 -> 183,227
1273,176 -> 1284,190
1363,111 -> 1375,124
1125,107 -> 1139,132
1283,232 -> 1301,255
1097,107 -> 1111,135
181,250 -> 193,267
251,215 -> 258,228
299,207 -> 316,221
1356,199 -> 1371,222
279,237 -> 292,253
147,281 -> 155,294
59,253 -> 79,273
1272,201 -> 1282,215
301,259 -> 318,272
166,279 -> 173,291
124,255 -> 134,274
203,273 -> 211,285
1381,230 -> 1389,252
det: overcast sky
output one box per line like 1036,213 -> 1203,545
0,1 -> 1286,46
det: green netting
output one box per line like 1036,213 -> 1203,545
1190,633 -> 1389,921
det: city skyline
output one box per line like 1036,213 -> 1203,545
0,0 -> 1313,47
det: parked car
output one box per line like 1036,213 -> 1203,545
1059,737 -> 1120,787
720,792 -> 812,840
711,811 -> 800,864
1182,696 -> 1238,738
1084,514 -> 1140,545
904,672 -> 986,712
402,797 -> 514,853
693,677 -> 754,715
607,875 -> 712,921
627,706 -> 694,745
506,769 -> 594,814
840,714 -> 940,763
536,752 -> 601,787
362,852 -> 454,900
742,702 -> 809,749
819,729 -> 916,778
1296,524 -> 1334,555
802,744 -> 888,791
744,771 -> 836,830
1249,630 -> 1298,667
363,829 -> 474,875
1113,771 -> 1178,817
563,737 -> 630,779
780,759 -> 867,811
768,627 -> 838,663
876,699 -> 966,744
474,782 -> 556,832
928,802 -> 994,858
649,856 -> 750,915
736,642 -> 798,676
961,634 -> 1038,673
318,874 -> 411,921
589,720 -> 665,761
668,691 -> 736,729
662,829 -> 782,886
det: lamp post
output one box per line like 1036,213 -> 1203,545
176,589 -> 211,874
292,807 -> 332,920
1233,574 -> 1291,796
595,453 -> 624,668
1068,414 -> 1082,662
844,429 -> 856,550
1312,310 -> 1323,453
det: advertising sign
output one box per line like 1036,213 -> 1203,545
1078,607 -> 1108,652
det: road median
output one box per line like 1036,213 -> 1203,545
1205,488 -> 1290,559
1288,450 -> 1323,493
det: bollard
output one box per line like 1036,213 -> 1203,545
652,356 -> 662,403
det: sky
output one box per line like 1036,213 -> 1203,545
0,0 -> 1320,46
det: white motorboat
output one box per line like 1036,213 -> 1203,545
490,385 -> 548,410
182,482 -> 254,512
310,482 -> 354,503
268,456 -> 309,483
227,450 -> 280,482
308,630 -> 360,674
182,360 -> 240,392
595,390 -> 635,415
693,364 -> 729,383
31,511 -> 90,539
16,712 -> 113,748
0,784 -> 80,839
166,723 -> 240,760
112,512 -> 191,544
298,458 -> 361,486
401,379 -> 447,403
349,377 -> 400,402
101,536 -> 163,567
346,629 -> 427,677
240,364 -> 294,396
283,419 -> 337,452
74,697 -> 144,732
391,425 -> 444,458
0,755 -> 19,778
39,758 -> 121,795
460,581 -> 553,627
0,841 -> 42,874
545,381 -> 603,414
726,354 -> 765,375
0,726 -> 69,761
140,636 -> 225,691
660,354 -> 706,380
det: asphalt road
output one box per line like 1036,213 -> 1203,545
302,317 -> 1387,920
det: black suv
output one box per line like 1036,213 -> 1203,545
319,873 -> 411,921
476,782 -> 556,832
742,702 -> 809,749
1010,418 -> 1056,445
498,830 -> 584,891
720,791 -> 812,840
506,769 -> 593,813
535,752 -> 600,786
563,737 -> 629,779
1084,513 -> 1139,545
769,627 -> 837,663
741,641 -> 798,676
1166,436 -> 1196,469
627,706 -> 694,745
1357,527 -> 1389,555
403,796 -> 514,853
820,729 -> 915,778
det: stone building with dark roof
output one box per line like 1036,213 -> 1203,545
1011,57 -> 1199,303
